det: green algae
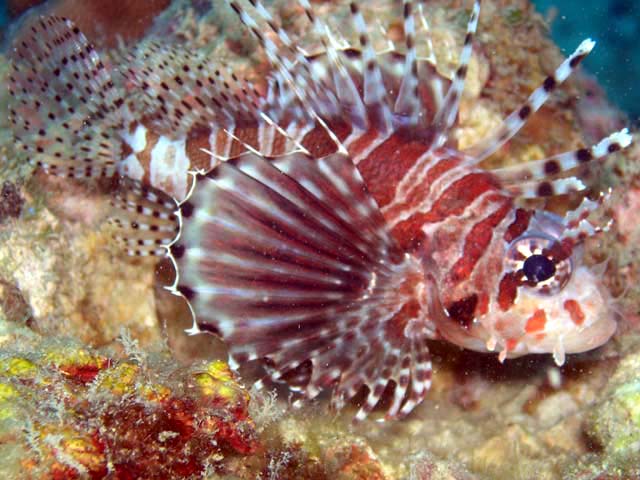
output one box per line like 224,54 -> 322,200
577,343 -> 640,477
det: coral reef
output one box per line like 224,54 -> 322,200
575,338 -> 640,478
0,335 -> 259,479
7,0 -> 171,47
0,184 -> 163,347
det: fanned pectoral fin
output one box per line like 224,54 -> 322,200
171,151 -> 435,420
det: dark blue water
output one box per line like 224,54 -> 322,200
0,0 -> 638,122
533,0 -> 640,123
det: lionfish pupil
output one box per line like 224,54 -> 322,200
523,254 -> 556,283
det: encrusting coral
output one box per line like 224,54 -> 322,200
0,335 -> 259,478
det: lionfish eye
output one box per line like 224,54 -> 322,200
505,235 -> 572,295
523,254 -> 556,283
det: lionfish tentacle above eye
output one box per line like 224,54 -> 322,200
562,190 -> 613,240
464,38 -> 596,162
169,151 -> 435,421
8,16 -> 125,178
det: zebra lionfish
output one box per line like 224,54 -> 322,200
7,0 -> 632,420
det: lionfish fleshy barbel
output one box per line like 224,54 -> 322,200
7,0 -> 632,421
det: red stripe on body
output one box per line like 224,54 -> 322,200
390,172 -> 502,250
525,309 -> 547,333
382,156 -> 461,223
504,208 -> 532,242
185,127 -> 213,171
357,134 -> 431,208
446,197 -> 512,284
301,120 -> 351,158
498,272 -> 520,311
564,299 -> 585,325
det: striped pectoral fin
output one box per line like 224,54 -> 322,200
172,150 -> 435,419
8,16 -> 125,178
108,177 -> 180,256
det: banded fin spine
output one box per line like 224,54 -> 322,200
431,0 -> 481,150
349,2 -> 393,132
393,0 -> 420,123
491,129 -> 633,186
295,0 -> 367,130
229,0 -> 349,152
464,38 -> 596,162
170,151 -> 437,420
8,16 -> 124,178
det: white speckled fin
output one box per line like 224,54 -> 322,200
122,40 -> 262,135
109,177 -> 180,257
8,16 -> 124,178
171,150 -> 435,420
464,38 -> 596,162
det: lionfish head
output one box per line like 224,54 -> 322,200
434,197 -> 617,365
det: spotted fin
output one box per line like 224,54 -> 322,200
122,41 -> 262,133
109,177 -> 180,257
8,16 -> 124,178
169,151 -> 437,420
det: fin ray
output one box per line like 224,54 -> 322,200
173,151 -> 436,419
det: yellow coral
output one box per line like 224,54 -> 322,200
195,360 -> 249,404
0,357 -> 37,379
0,382 -> 20,420
139,383 -> 172,403
42,346 -> 106,370
95,362 -> 139,395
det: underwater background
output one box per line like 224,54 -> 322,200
1,1 -> 640,479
